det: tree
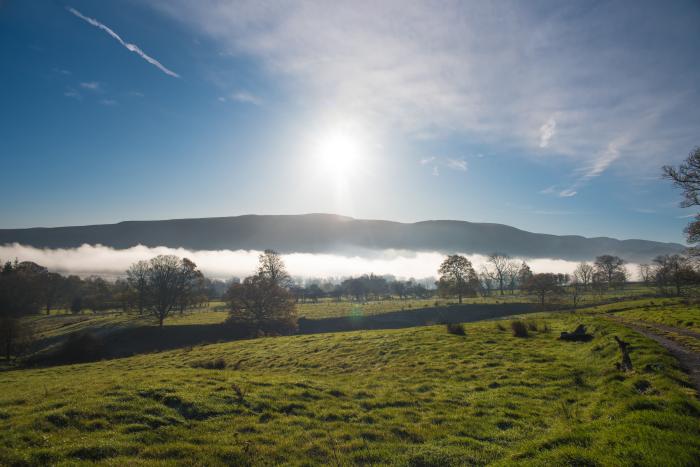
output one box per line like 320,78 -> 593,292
523,273 -> 562,307
573,262 -> 594,289
486,253 -> 517,296
516,262 -> 533,292
140,255 -> 199,327
638,264 -> 653,285
663,147 -> 700,253
257,250 -> 292,288
438,255 -> 478,303
41,272 -> 65,315
0,260 -> 42,359
176,258 -> 204,313
652,254 -> 697,296
226,252 -> 296,334
126,260 -> 150,314
594,255 -> 626,288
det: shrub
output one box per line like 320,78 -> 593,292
495,322 -> 506,331
446,323 -> 466,336
511,320 -> 529,338
527,321 -> 538,332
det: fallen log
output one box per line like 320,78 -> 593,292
559,324 -> 593,342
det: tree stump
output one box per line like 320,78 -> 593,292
614,336 -> 632,371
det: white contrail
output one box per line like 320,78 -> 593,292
67,6 -> 180,78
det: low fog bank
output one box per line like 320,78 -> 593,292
0,243 -> 640,281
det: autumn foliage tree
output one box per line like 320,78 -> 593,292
437,255 -> 479,303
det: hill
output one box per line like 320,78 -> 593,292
0,213 -> 684,262
1,314 -> 698,465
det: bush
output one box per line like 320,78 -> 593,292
511,320 -> 529,338
527,321 -> 538,332
446,323 -> 466,336
495,322 -> 506,331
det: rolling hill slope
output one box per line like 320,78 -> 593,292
0,213 -> 684,262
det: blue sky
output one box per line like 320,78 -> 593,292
1,1 -> 699,243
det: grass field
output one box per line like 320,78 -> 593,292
2,308 -> 699,466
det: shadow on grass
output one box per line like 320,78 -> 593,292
28,303 -> 540,365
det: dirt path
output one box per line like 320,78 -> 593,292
606,315 -> 700,395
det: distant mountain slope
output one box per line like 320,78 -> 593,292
0,213 -> 685,262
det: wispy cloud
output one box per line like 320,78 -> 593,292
446,158 -> 468,172
558,189 -> 577,198
154,1 -> 700,189
678,213 -> 697,219
539,117 -> 556,148
419,156 -> 467,175
67,7 -> 179,78
63,88 -> 81,100
545,139 -> 625,198
99,99 -> 118,106
218,90 -> 263,105
80,81 -> 100,91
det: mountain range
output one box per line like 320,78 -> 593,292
0,213 -> 685,262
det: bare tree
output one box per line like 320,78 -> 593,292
594,255 -> 626,288
257,249 -> 292,288
478,266 -> 494,297
523,273 -> 562,307
438,255 -> 478,304
573,262 -> 594,289
486,253 -> 514,296
638,264 -> 653,285
652,254 -> 697,296
126,260 -> 149,315
663,147 -> 700,253
226,251 -> 296,334
142,255 -> 199,327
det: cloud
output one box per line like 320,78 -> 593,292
67,6 -> 180,78
558,189 -> 577,198
218,91 -> 263,105
152,0 -> 700,182
632,207 -> 655,214
678,213 -> 696,219
0,243 -> 631,280
99,99 -> 118,106
539,117 -> 556,148
230,91 -> 262,105
420,156 -> 467,175
63,89 -> 81,100
446,158 -> 468,172
80,81 -> 100,91
543,139 -> 625,198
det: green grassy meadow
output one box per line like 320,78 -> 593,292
2,308 -> 699,466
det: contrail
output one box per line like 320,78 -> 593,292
66,6 -> 180,78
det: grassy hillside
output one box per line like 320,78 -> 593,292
2,313 -> 698,466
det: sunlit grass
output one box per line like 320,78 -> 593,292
2,309 -> 699,465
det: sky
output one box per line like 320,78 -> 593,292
1,0 -> 700,243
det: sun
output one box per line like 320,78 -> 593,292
312,126 -> 364,181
